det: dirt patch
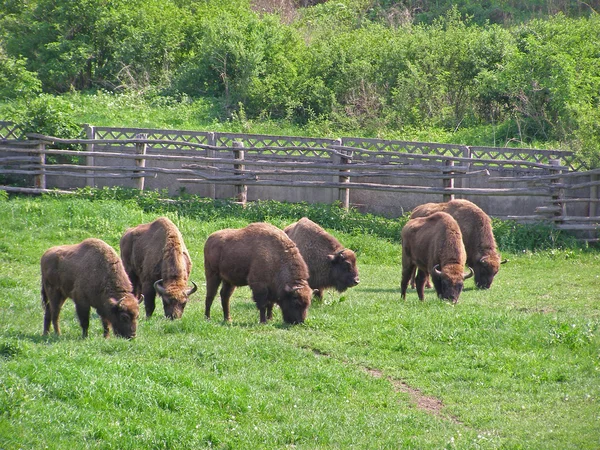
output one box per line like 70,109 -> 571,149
363,367 -> 461,423
305,346 -> 461,424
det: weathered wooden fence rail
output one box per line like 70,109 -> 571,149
1,122 -> 598,241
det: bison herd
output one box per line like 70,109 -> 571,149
40,199 -> 505,339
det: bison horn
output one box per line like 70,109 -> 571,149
464,266 -> 474,279
501,259 -> 509,264
480,255 -> 489,263
433,264 -> 442,276
154,279 -> 167,296
186,281 -> 198,296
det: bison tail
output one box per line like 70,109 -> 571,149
41,286 -> 49,311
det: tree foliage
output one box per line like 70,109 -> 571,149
1,0 -> 599,164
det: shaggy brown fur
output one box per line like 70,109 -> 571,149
40,238 -> 139,338
411,199 -> 505,289
401,212 -> 472,304
120,217 -> 197,319
204,222 -> 312,324
284,217 -> 359,299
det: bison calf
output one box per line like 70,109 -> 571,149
41,238 -> 139,338
284,217 -> 359,299
401,212 -> 473,304
411,199 -> 506,289
204,222 -> 313,324
120,217 -> 198,319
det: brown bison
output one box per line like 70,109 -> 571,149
41,238 -> 140,338
401,212 -> 473,303
284,217 -> 359,299
410,199 -> 506,289
120,217 -> 198,319
204,222 -> 313,324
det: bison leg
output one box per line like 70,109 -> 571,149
250,284 -> 270,323
219,281 -> 236,322
204,272 -> 221,320
43,287 -> 66,336
415,270 -> 427,301
101,316 -> 111,338
75,303 -> 91,338
141,282 -> 157,318
400,264 -> 414,300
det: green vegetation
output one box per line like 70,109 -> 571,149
1,194 -> 598,449
1,1 -> 599,165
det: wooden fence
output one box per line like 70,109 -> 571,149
1,122 -> 598,242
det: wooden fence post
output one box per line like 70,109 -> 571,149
135,133 -> 147,191
84,124 -> 95,187
550,159 -> 565,222
34,141 -> 46,189
233,141 -> 247,205
443,159 -> 455,202
336,145 -> 352,210
590,174 -> 598,218
207,132 -> 216,199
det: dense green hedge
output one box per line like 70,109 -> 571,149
63,187 -> 583,252
1,1 -> 599,165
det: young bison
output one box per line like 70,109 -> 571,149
204,222 -> 313,324
120,217 -> 197,319
284,217 -> 359,299
411,199 -> 506,289
41,238 -> 139,338
401,212 -> 473,304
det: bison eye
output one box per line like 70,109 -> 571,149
120,313 -> 131,323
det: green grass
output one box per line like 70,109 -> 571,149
0,195 -> 599,449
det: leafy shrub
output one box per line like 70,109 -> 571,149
69,187 -> 583,251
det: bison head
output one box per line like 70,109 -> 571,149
109,294 -> 139,339
432,264 -> 474,304
474,254 -> 507,289
280,282 -> 312,324
328,249 -> 360,292
154,279 -> 198,319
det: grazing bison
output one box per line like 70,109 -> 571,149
120,217 -> 198,319
40,238 -> 139,338
284,217 -> 359,299
204,222 -> 313,324
411,199 -> 506,289
401,212 -> 473,303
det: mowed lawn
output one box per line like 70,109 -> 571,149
0,196 -> 598,449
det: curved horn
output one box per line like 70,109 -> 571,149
433,264 -> 442,276
501,259 -> 509,264
186,281 -> 198,296
480,255 -> 489,263
154,279 -> 167,296
463,266 -> 474,279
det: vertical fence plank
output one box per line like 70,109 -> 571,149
443,159 -> 455,202
590,175 -> 598,218
135,133 -> 147,191
337,146 -> 352,210
84,124 -> 95,187
35,142 -> 46,189
233,141 -> 247,205
550,159 -> 565,222
207,132 -> 216,199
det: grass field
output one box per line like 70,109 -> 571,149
0,195 -> 599,449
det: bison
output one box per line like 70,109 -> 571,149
284,217 -> 359,299
410,199 -> 507,289
401,212 -> 473,303
41,238 -> 140,338
204,222 -> 313,324
120,217 -> 198,319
